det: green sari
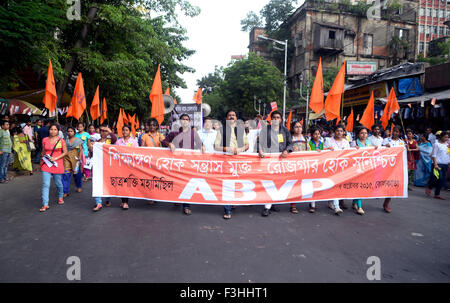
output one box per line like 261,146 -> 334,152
12,134 -> 32,172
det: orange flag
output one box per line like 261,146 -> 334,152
165,87 -> 170,95
193,88 -> 202,104
136,116 -> 140,130
346,108 -> 354,132
390,123 -> 395,135
116,108 -> 124,138
380,87 -> 400,129
71,73 -> 86,120
286,109 -> 293,130
174,98 -> 178,105
100,97 -> 107,124
325,62 -> 346,121
309,57 -> 324,114
359,91 -> 375,129
130,114 -> 136,137
90,85 -> 101,121
127,113 -> 132,125
43,59 -> 57,117
150,65 -> 164,124
66,102 -> 73,118
300,117 -> 304,126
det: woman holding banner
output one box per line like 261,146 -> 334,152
351,126 -> 377,215
323,124 -> 349,215
115,125 -> 139,210
92,124 -> 117,211
307,126 -> 324,213
289,121 -> 307,214
382,126 -> 405,213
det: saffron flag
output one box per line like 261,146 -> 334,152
100,97 -> 107,124
359,91 -> 375,129
136,116 -> 140,130
90,85 -> 101,121
286,109 -> 292,130
325,62 -> 346,121
150,65 -> 164,124
300,117 -> 304,126
116,108 -> 124,138
130,114 -> 136,137
380,88 -> 400,129
346,108 -> 354,132
66,102 -> 73,118
309,57 -> 324,114
165,87 -> 170,95
193,88 -> 202,104
174,98 -> 178,105
43,59 -> 57,118
71,73 -> 86,120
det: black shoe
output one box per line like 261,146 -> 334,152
270,205 -> 280,212
261,208 -> 270,217
339,201 -> 348,210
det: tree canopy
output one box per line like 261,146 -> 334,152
0,0 -> 200,123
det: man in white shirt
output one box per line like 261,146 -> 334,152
198,117 -> 217,153
369,125 -> 384,148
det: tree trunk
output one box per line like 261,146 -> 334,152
56,6 -> 98,106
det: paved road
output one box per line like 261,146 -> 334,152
0,173 -> 449,283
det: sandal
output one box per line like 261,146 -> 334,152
57,198 -> 64,205
223,213 -> 232,220
63,193 -> 69,198
76,188 -> 82,193
183,207 -> 191,215
309,204 -> 316,213
93,204 -> 102,212
434,196 -> 446,200
290,207 -> 299,214
122,203 -> 129,210
40,205 -> 50,212
105,201 -> 111,207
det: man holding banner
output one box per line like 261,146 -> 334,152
162,113 -> 204,215
214,109 -> 249,219
257,110 -> 293,217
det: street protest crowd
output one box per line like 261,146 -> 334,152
1,111 -> 449,219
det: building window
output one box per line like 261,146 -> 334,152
344,34 -> 354,55
420,8 -> 425,16
439,26 -> 444,35
363,34 -> 373,56
426,26 -> 431,34
395,28 -> 409,40
433,9 -> 437,18
433,26 -> 437,34
427,8 -> 432,16
419,42 -> 424,53
419,25 -> 424,33
329,30 -> 336,40
439,10 -> 444,18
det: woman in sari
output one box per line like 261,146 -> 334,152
414,134 -> 433,187
62,126 -> 84,197
12,127 -> 33,175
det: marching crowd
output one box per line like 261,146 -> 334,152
1,110 -> 449,219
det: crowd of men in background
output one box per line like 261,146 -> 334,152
1,110 -> 449,218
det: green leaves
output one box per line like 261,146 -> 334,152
200,53 -> 284,120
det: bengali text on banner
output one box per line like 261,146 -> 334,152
92,143 -> 408,204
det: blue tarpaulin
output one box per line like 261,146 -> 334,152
397,77 -> 424,100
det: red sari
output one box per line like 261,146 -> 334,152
407,139 -> 418,170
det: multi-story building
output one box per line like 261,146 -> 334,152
249,0 -> 419,100
417,0 -> 450,56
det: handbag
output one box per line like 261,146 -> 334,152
25,135 -> 36,152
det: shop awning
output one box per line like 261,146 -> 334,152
396,88 -> 450,103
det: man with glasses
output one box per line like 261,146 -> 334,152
141,118 -> 165,147
162,113 -> 204,215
